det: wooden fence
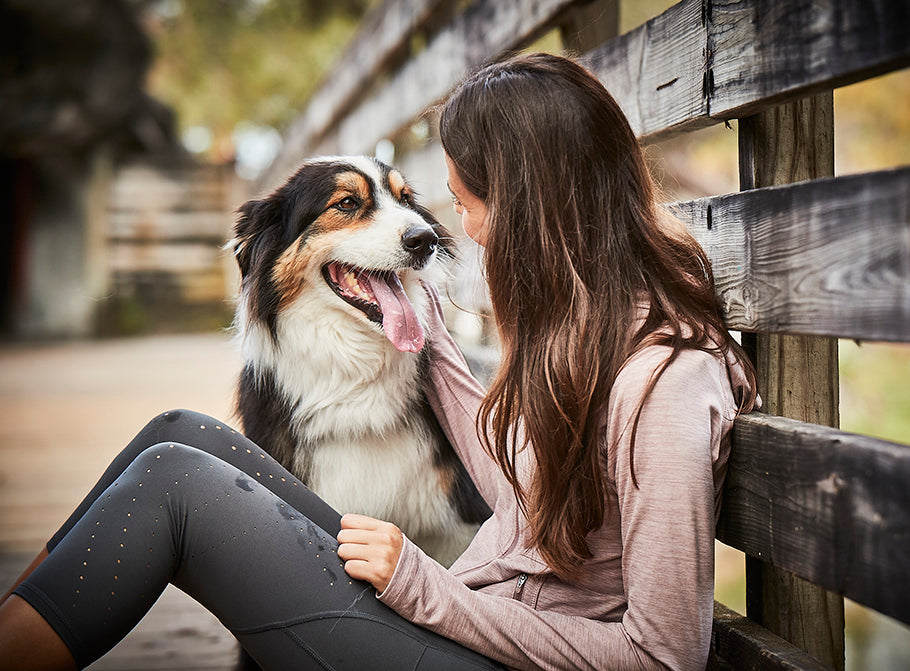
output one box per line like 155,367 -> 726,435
261,1 -> 910,668
102,157 -> 239,333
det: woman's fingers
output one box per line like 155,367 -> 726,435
335,528 -> 376,545
339,513 -> 384,530
336,514 -> 403,593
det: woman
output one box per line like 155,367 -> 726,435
0,53 -> 756,671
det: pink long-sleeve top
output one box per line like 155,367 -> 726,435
378,287 -> 754,671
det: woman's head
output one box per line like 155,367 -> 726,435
440,53 -> 672,346
441,52 -> 652,265
439,53 -> 755,580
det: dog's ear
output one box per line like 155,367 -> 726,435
231,197 -> 283,278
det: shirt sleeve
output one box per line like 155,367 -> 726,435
422,282 -> 508,509
608,347 -> 732,671
383,344 -> 732,671
380,536 -> 667,671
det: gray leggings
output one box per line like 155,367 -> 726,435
13,410 -> 502,671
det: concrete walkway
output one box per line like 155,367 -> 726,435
0,332 -> 243,670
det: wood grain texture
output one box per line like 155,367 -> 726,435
672,167 -> 910,343
710,0 -> 910,118
582,0 -> 910,141
581,0 -> 710,138
735,91 -> 843,668
709,602 -> 832,671
717,412 -> 910,626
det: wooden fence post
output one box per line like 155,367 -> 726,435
738,92 -> 846,670
559,0 -> 618,54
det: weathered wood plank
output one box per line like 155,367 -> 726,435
717,412 -> 910,626
709,602 -> 832,671
582,0 -> 910,141
672,166 -> 910,343
332,0 -> 586,155
710,0 -> 910,119
270,0 -> 910,169
265,0 -> 451,187
582,0 -> 710,139
408,158 -> 910,342
269,0 -> 910,166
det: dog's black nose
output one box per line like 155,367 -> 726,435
402,225 -> 438,259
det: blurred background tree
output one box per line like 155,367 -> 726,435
143,0 -> 374,177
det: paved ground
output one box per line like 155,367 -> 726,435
0,332 -> 243,670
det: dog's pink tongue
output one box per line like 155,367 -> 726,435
367,271 -> 425,353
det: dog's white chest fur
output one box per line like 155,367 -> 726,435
239,281 -> 477,566
305,429 -> 476,566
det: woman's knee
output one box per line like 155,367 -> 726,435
124,443 -> 238,503
131,441 -> 216,473
141,409 -> 220,437
136,409 -> 238,450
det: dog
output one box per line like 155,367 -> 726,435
229,155 -> 490,565
229,156 -> 491,670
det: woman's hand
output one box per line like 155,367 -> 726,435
337,514 -> 403,593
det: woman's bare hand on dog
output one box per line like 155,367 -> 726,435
337,514 -> 403,593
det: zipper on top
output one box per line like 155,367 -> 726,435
512,573 -> 529,600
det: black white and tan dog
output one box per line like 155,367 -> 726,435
229,156 -> 490,569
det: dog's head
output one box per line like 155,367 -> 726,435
231,156 -> 452,353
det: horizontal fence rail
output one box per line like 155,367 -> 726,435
264,0 -> 910,189
673,166 -> 910,343
711,602 -> 831,671
584,0 -> 910,140
718,412 -> 910,625
332,0 -> 582,156
262,0 -> 600,186
273,0 -> 450,182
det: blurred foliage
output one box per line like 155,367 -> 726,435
840,341 -> 910,444
619,0 -> 675,32
835,69 -> 910,176
143,0 -> 372,159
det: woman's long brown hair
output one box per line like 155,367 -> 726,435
439,53 -> 756,581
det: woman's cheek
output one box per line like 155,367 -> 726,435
463,213 -> 481,245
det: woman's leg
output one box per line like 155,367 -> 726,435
1,409 -> 338,609
47,409 -> 343,552
4,436 -> 501,670
0,548 -> 47,605
0,596 -> 76,670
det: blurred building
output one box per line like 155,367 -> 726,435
0,0 -> 238,339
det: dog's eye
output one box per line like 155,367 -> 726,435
400,191 -> 413,206
335,197 -> 359,212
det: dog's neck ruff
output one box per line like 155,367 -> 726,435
237,285 -> 427,443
